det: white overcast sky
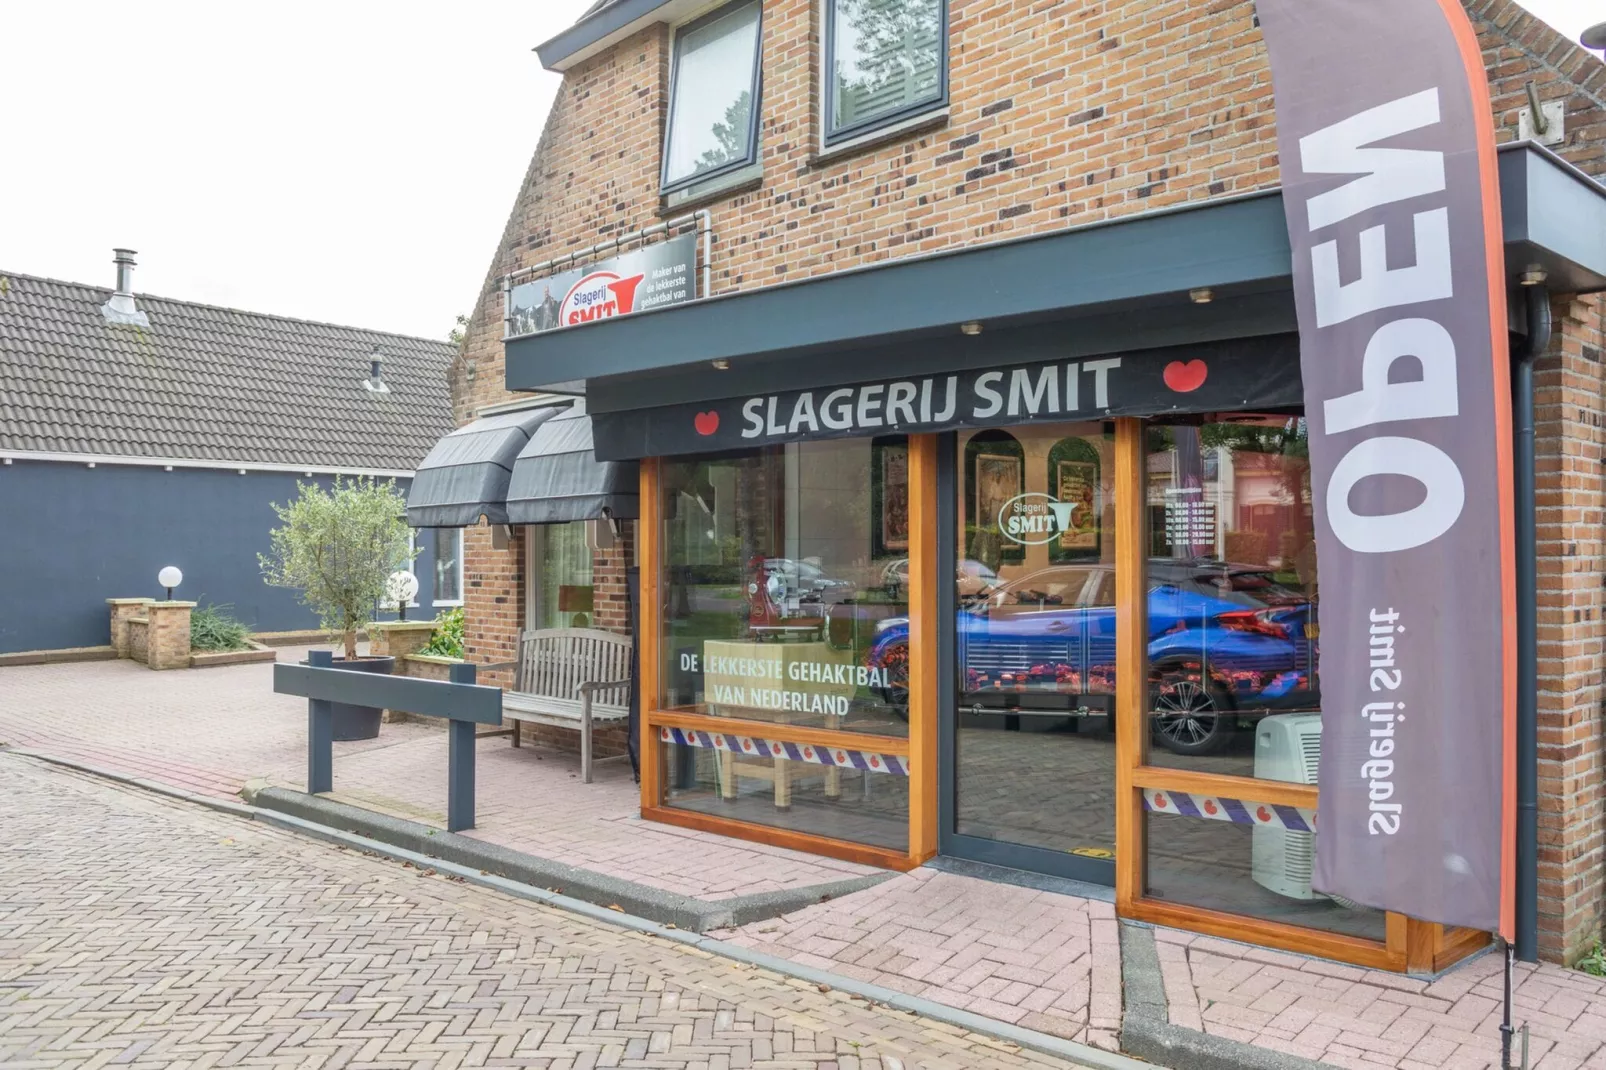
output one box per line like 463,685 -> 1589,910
1,0 -> 1600,342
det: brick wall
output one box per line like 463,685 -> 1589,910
454,0 -> 1606,958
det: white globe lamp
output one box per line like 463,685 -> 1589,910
157,566 -> 183,601
386,570 -> 419,620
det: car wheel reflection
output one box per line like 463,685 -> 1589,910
1150,663 -> 1234,756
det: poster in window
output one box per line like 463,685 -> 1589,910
1056,461 -> 1100,552
975,454 -> 1022,530
880,444 -> 909,552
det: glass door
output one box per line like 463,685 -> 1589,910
943,422 -> 1118,882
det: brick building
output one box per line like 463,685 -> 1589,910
418,0 -> 1606,969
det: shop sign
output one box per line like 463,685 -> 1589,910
505,233 -> 697,339
590,335 -> 1302,460
998,492 -> 1079,546
1261,0 -> 1513,935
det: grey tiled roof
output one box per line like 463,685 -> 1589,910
0,271 -> 456,471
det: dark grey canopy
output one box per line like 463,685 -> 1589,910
406,407 -> 559,527
506,401 -> 639,524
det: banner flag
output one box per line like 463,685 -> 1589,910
1259,0 -> 1515,936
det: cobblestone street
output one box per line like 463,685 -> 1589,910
0,753 -> 1093,1070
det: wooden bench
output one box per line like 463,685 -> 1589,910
498,628 -> 632,783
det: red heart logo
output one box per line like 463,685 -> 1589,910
1257,806 -> 1272,823
1163,359 -> 1208,393
1204,800 -> 1218,815
803,747 -> 814,759
1154,793 -> 1168,808
694,411 -> 720,436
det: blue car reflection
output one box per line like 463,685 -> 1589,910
868,559 -> 1318,755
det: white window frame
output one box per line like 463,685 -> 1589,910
432,528 -> 464,607
661,0 -> 765,196
819,0 -> 950,150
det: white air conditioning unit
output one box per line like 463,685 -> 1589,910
1251,713 -> 1323,900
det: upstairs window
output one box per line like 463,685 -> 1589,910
825,0 -> 947,145
663,0 -> 763,193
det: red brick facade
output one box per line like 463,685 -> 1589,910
452,0 -> 1606,961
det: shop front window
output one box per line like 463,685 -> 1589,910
1139,415 -> 1381,941
954,423 -> 1118,859
433,529 -> 463,606
528,522 -> 594,630
1144,417 -> 1320,775
657,437 -> 913,851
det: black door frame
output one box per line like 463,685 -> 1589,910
935,431 -> 1118,886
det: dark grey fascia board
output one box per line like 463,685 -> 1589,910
507,145 -> 1606,395
1498,141 -> 1606,296
536,0 -> 679,71
506,191 -> 1296,392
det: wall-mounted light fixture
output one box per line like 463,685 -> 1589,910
960,321 -> 983,336
711,358 -> 731,370
1190,288 -> 1214,305
1519,267 -> 1548,287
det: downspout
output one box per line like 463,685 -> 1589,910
1515,280 -> 1550,963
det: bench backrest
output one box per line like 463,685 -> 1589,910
515,627 -> 632,702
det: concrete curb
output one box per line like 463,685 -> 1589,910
1120,921 -> 1333,1070
5,748 -> 1146,1070
242,785 -> 892,933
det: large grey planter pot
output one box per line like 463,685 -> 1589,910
328,655 -> 395,741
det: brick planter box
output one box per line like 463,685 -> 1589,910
190,641 -> 278,669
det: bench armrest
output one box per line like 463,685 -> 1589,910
577,678 -> 633,696
480,661 -> 517,673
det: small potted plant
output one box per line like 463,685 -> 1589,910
260,477 -> 417,740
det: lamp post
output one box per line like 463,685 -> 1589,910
157,566 -> 183,601
386,571 -> 419,621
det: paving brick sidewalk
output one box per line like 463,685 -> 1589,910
7,653 -> 1606,1068
1,754 -> 1091,1070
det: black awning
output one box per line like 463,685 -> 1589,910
406,407 -> 559,527
506,401 -> 639,524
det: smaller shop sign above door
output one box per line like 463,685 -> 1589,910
590,334 -> 1302,460
505,232 -> 698,339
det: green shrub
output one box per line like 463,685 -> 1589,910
1578,942 -> 1606,977
420,606 -> 464,659
191,603 -> 252,653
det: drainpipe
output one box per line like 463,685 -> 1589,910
1515,280 -> 1550,964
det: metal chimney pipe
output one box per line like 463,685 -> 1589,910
101,248 -> 150,326
370,346 -> 383,383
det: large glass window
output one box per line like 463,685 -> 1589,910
528,522 -> 594,630
954,423 -> 1117,858
826,0 -> 946,143
433,529 -> 462,605
1143,417 -> 1320,776
663,0 -> 763,191
657,438 -> 912,851
1139,415 -> 1380,941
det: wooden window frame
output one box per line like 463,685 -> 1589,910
634,427 -> 1484,974
635,437 -> 941,871
1112,417 -> 1483,974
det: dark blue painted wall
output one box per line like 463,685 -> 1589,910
0,461 -> 437,654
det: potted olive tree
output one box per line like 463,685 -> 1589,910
260,477 -> 416,740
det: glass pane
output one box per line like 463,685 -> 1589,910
1144,417 -> 1319,779
665,2 -> 761,186
660,737 -> 909,851
660,438 -> 911,738
433,529 -> 461,602
955,423 -> 1117,856
1144,793 -> 1385,942
533,522 -> 594,629
831,0 -> 943,133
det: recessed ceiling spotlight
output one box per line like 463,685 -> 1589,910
1519,266 -> 1548,287
1190,288 -> 1214,305
711,358 -> 731,370
960,321 -> 983,336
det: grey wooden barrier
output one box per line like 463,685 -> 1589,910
273,651 -> 503,832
